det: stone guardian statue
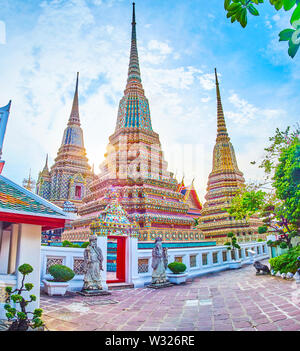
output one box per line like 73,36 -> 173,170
80,234 -> 110,295
151,237 -> 170,286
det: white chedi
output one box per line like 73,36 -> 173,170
286,272 -> 294,279
281,273 -> 287,279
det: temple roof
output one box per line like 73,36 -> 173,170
180,181 -> 202,210
0,175 -> 72,229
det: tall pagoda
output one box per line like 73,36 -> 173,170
198,69 -> 260,239
63,3 -> 204,243
36,73 -> 93,212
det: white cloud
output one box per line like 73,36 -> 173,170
148,39 -> 173,55
198,73 -> 215,91
226,92 -> 284,125
201,96 -> 211,103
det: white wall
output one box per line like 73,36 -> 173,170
40,241 -> 269,290
0,223 -> 42,320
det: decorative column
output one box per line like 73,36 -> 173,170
16,224 -> 41,313
96,235 -> 108,291
127,234 -> 139,287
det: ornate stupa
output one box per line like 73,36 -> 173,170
90,191 -> 139,238
36,73 -> 93,212
198,69 -> 260,239
23,169 -> 36,192
63,3 -> 204,243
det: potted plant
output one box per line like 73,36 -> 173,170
224,232 -> 242,269
166,262 -> 188,284
4,263 -> 44,331
43,264 -> 75,296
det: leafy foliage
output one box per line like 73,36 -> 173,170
62,240 -> 86,248
224,0 -> 300,58
269,245 -> 300,273
62,240 -> 73,247
273,141 -> 300,225
224,231 -> 241,251
227,126 -> 299,249
168,262 -> 187,274
48,264 -> 75,282
5,264 -> 44,331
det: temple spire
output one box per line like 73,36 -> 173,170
214,68 -> 228,141
126,2 -> 142,90
68,72 -> 80,126
42,154 -> 49,173
115,2 -> 152,131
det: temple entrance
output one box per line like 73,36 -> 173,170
106,236 -> 126,284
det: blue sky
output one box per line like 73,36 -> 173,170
0,0 -> 299,201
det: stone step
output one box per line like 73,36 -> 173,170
107,283 -> 134,290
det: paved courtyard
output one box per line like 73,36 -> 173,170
41,261 -> 300,331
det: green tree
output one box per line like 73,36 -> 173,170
227,126 -> 300,249
224,0 -> 300,58
4,264 -> 44,331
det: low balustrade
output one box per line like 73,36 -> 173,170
40,240 -> 269,290
133,241 -> 269,287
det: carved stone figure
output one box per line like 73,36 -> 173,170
82,234 -> 104,291
253,260 -> 270,275
151,237 -> 168,285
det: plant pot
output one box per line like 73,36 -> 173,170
228,261 -> 242,269
167,272 -> 188,285
42,279 -> 69,296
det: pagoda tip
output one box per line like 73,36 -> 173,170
132,2 -> 136,24
214,68 -> 219,84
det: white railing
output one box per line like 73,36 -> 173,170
40,246 -> 85,291
40,241 -> 269,290
134,241 -> 269,287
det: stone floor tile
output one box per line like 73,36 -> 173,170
39,260 -> 300,332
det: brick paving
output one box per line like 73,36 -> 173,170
40,261 -> 300,331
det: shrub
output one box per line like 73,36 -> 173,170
81,242 -> 89,248
258,226 -> 268,234
5,263 -> 44,331
269,246 -> 300,274
168,262 -> 187,274
257,238 -> 263,242
279,242 -> 288,249
62,240 -> 73,247
48,264 -> 75,282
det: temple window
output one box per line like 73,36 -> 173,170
231,250 -> 236,260
175,256 -> 183,263
202,253 -> 208,265
138,258 -> 149,273
75,185 -> 82,199
238,249 -> 242,258
190,255 -> 197,268
212,252 -> 218,264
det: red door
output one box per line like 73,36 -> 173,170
107,236 -> 126,284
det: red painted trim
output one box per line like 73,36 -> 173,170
0,211 -> 66,230
107,236 -> 126,284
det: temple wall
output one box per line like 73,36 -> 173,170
40,241 -> 269,291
